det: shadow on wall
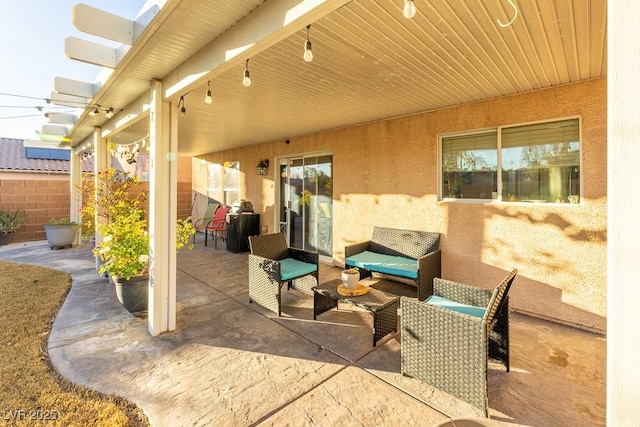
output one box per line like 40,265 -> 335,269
442,199 -> 607,333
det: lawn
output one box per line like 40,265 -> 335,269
0,260 -> 149,426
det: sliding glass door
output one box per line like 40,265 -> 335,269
278,154 -> 333,257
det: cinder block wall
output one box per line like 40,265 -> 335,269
0,175 -> 193,243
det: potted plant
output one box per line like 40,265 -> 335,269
44,218 -> 79,249
0,209 -> 25,246
341,267 -> 360,290
78,168 -> 148,242
93,206 -> 196,314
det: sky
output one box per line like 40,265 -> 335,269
0,1 -> 147,140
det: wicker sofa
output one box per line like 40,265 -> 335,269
344,226 -> 441,300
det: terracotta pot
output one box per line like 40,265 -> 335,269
111,274 -> 149,314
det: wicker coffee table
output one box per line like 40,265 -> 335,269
313,278 -> 399,347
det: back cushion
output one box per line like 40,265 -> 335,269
370,227 -> 440,259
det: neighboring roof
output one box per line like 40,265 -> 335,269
0,137 -> 92,173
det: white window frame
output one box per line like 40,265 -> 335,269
438,116 -> 583,204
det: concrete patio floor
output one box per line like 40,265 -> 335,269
0,239 -> 605,426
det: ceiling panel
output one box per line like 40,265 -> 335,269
69,0 -> 607,157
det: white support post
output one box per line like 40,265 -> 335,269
148,79 -> 177,336
93,128 -> 109,272
69,146 -> 83,245
607,1 -> 640,424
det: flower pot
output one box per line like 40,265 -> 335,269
44,225 -> 77,249
0,232 -> 12,246
111,274 -> 149,314
341,269 -> 360,290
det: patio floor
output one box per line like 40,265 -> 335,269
0,239 -> 605,426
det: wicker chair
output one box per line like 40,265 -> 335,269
400,269 -> 518,416
248,232 -> 319,316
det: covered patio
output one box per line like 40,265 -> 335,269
44,0 -> 640,423
0,241 -> 605,425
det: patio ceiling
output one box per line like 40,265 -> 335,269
68,0 -> 607,156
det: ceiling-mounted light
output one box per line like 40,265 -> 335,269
89,107 -> 99,117
303,25 -> 313,62
243,59 -> 251,87
44,112 -> 51,123
179,96 -> 186,117
205,81 -> 213,104
403,0 -> 416,18
105,107 -> 114,119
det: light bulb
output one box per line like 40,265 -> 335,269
403,0 -> 416,19
243,69 -> 251,87
105,108 -> 114,119
89,108 -> 98,117
205,89 -> 213,104
180,106 -> 186,117
303,40 -> 313,62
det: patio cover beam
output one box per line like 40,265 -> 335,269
163,0 -> 351,100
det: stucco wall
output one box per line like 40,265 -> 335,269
199,78 -> 607,332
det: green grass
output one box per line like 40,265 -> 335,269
0,260 -> 149,426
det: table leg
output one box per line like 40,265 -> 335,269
372,299 -> 399,346
313,291 -> 338,320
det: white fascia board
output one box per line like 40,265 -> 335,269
100,92 -> 151,139
65,37 -> 118,69
163,0 -> 351,99
72,3 -> 134,46
53,77 -> 98,99
50,91 -> 90,109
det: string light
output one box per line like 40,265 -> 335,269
303,25 -> 313,62
178,96 -> 186,117
403,0 -> 416,18
204,81 -> 213,104
243,59 -> 251,87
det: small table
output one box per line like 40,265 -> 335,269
313,279 -> 399,347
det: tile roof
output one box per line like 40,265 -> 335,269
0,137 -> 93,173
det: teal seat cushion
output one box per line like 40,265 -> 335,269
379,256 -> 418,279
426,295 -> 486,318
345,251 -> 394,273
279,258 -> 316,281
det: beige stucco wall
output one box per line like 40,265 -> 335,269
198,78 -> 607,332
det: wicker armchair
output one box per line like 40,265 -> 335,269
400,269 -> 518,416
248,232 -> 319,316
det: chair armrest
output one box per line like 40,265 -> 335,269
417,249 -> 441,300
288,248 -> 319,265
345,240 -> 372,259
434,277 -> 493,308
248,254 -> 281,282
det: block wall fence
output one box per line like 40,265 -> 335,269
0,176 -> 193,243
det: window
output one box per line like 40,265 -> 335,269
207,161 -> 240,206
440,118 -> 581,203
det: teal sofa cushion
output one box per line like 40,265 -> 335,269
425,295 -> 486,318
345,251 -> 394,272
279,258 -> 317,281
347,251 -> 418,279
379,256 -> 418,279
